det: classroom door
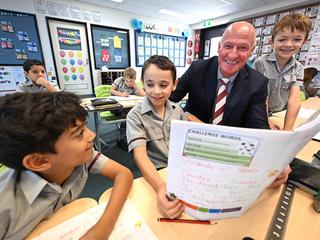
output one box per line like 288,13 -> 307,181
47,18 -> 93,95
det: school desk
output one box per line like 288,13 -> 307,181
82,95 -> 144,152
28,97 -> 320,240
98,97 -> 320,240
26,198 -> 97,239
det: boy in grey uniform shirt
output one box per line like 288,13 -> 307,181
16,59 -> 60,93
0,92 -> 132,240
253,14 -> 311,130
126,55 -> 196,220
111,67 -> 145,97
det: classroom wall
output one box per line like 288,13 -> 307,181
1,0 -> 192,91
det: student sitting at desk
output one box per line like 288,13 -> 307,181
126,55 -> 199,219
16,59 -> 60,93
0,92 -> 133,240
111,67 -> 145,97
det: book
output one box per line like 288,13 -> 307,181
32,200 -> 157,240
167,110 -> 320,220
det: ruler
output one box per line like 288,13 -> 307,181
265,182 -> 296,240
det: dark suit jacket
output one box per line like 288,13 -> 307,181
170,56 -> 269,129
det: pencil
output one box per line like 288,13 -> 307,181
157,217 -> 213,225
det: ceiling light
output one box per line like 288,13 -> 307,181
111,0 -> 124,3
158,9 -> 183,17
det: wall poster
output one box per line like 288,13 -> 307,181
135,31 -> 186,67
47,17 -> 94,95
91,24 -> 130,69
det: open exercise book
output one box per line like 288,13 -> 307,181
32,200 -> 157,240
167,110 -> 320,220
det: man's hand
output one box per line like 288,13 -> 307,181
157,183 -> 184,219
268,165 -> 292,188
268,119 -> 281,130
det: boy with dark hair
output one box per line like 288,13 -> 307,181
126,55 -> 193,220
0,92 -> 132,239
253,14 -> 312,130
17,59 -> 59,93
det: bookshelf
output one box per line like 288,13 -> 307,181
99,70 -> 124,85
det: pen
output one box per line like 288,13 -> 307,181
157,218 -> 214,225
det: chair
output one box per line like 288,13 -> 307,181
94,85 -> 126,149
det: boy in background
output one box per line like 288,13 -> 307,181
303,67 -> 320,97
126,55 -> 189,219
0,92 -> 132,240
253,14 -> 312,130
17,59 -> 60,93
111,67 -> 145,97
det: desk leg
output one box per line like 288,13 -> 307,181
93,111 -> 101,152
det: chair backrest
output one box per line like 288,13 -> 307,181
95,85 -> 112,97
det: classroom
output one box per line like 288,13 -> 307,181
0,0 -> 320,239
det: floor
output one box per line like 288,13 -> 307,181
80,112 -> 142,200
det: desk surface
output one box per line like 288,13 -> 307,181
28,97 -> 320,239
98,97 -> 320,240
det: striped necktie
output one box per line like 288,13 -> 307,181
212,78 -> 229,125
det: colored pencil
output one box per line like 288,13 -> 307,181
157,217 -> 214,225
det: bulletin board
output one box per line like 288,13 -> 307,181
0,65 -> 25,95
135,31 -> 186,67
0,9 -> 44,65
91,24 -> 130,69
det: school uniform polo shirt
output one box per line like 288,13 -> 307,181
16,78 -> 60,93
126,96 -> 187,169
253,51 -> 303,112
111,77 -> 138,95
0,151 -> 108,240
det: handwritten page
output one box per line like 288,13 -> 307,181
32,200 -> 157,240
167,110 -> 320,220
298,108 -> 317,119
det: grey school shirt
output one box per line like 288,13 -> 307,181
0,151 -> 108,240
16,78 -> 60,93
253,51 -> 303,112
111,77 -> 138,95
126,97 -> 187,169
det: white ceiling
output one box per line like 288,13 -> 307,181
77,0 -> 318,25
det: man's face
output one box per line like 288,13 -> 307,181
218,30 -> 254,77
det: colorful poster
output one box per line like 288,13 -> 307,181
57,27 -> 81,51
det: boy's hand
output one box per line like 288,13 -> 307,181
121,92 -> 130,97
79,223 -> 112,240
35,77 -> 51,88
268,165 -> 292,188
157,183 -> 184,219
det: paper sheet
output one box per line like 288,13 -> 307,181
32,200 -> 157,240
167,110 -> 320,220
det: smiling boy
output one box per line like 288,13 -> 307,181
253,14 -> 312,130
0,92 -> 132,240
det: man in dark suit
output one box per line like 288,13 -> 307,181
170,21 -> 269,129
169,21 -> 290,195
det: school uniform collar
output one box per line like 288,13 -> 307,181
140,96 -> 174,115
24,78 -> 36,86
266,51 -> 296,72
20,170 -> 62,204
